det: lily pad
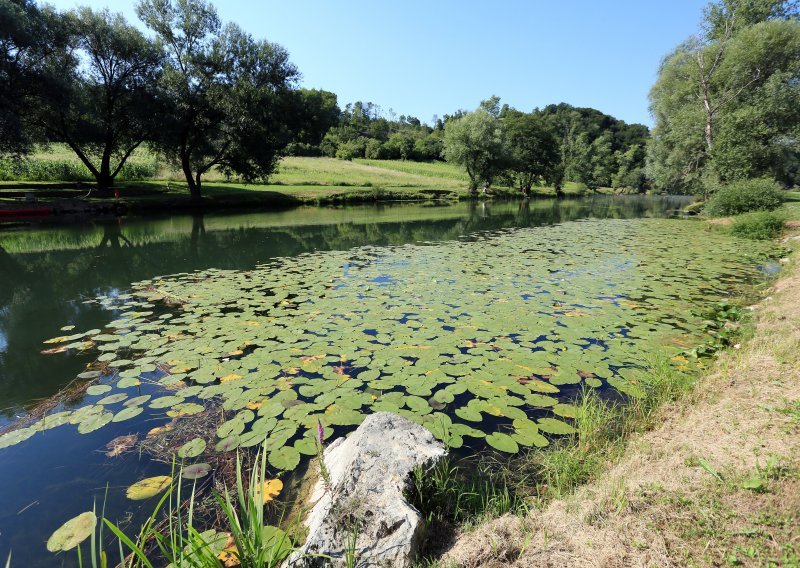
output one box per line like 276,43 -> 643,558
268,446 -> 301,471
46,511 -> 96,552
126,475 -> 172,500
178,438 -> 207,459
181,463 -> 212,480
485,432 -> 519,454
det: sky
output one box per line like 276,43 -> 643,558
44,0 -> 709,127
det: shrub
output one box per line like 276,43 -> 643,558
705,178 -> 785,216
728,210 -> 786,240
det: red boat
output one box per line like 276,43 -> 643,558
0,208 -> 54,218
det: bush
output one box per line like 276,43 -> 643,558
728,211 -> 786,240
705,178 -> 785,216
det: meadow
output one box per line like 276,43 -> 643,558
0,145 -> 585,207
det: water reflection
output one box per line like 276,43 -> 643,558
0,196 -> 699,566
0,196 -> 691,424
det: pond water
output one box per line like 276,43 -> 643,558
0,196 -> 777,566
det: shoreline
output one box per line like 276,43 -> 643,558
440,218 -> 800,567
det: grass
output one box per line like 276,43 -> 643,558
728,210 -> 787,240
47,444 -> 301,568
516,354 -> 699,503
0,146 -> 587,210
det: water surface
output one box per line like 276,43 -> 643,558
2,196 -> 776,566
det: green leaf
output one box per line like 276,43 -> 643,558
46,511 -> 96,552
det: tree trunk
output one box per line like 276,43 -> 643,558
181,152 -> 201,200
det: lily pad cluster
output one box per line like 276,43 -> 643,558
2,219 -> 775,470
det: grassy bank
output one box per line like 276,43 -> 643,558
0,148 -> 588,211
438,205 -> 800,567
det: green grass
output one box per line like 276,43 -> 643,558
509,353 -> 699,503
0,146 -> 587,207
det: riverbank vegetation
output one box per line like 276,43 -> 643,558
437,206 -> 800,567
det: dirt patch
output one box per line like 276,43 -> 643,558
705,216 -> 735,226
442,235 -> 800,567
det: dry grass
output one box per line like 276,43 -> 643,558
442,232 -> 800,567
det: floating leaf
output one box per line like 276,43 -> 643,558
485,432 -> 519,454
46,511 -> 96,552
181,463 -> 212,480
113,406 -> 143,422
86,385 -> 111,396
537,417 -> 576,435
256,479 -> 283,503
126,476 -> 172,500
178,438 -> 206,459
268,446 -> 301,471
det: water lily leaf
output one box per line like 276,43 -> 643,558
256,479 -> 283,503
86,385 -> 111,396
126,476 -> 172,500
125,395 -> 152,407
607,375 -> 646,398
113,406 -> 144,423
181,463 -> 212,480
537,417 -> 576,435
294,437 -> 319,456
149,395 -> 185,409
215,435 -> 240,453
178,438 -> 206,459
77,411 -> 114,434
485,432 -> 519,454
553,403 -> 579,419
268,446 -> 300,471
454,406 -> 482,422
97,393 -> 127,405
46,511 -> 96,552
167,403 -> 204,417
0,427 -> 36,449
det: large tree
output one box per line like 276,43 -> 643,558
29,7 -> 162,189
137,0 -> 299,199
0,0 -> 68,155
443,108 -> 506,193
648,0 -> 800,193
501,109 -> 560,196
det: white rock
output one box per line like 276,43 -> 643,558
287,412 -> 446,567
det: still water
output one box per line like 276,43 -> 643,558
2,195 -> 765,566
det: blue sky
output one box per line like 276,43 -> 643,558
45,0 -> 708,126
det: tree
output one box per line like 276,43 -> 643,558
502,110 -> 560,195
25,7 -> 162,189
704,0 -> 799,39
443,108 -> 506,193
137,0 -> 299,199
0,0 -> 69,155
648,0 -> 800,193
292,89 -> 340,147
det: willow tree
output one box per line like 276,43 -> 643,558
443,108 -> 506,193
137,0 -> 300,199
648,0 -> 800,193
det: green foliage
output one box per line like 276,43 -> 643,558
137,0 -> 300,198
648,3 -> 800,192
729,210 -> 786,239
0,157 -> 158,182
501,109 -> 560,195
705,178 -> 785,216
443,108 -> 506,191
409,456 -> 525,532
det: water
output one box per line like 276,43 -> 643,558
2,195 -> 764,566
